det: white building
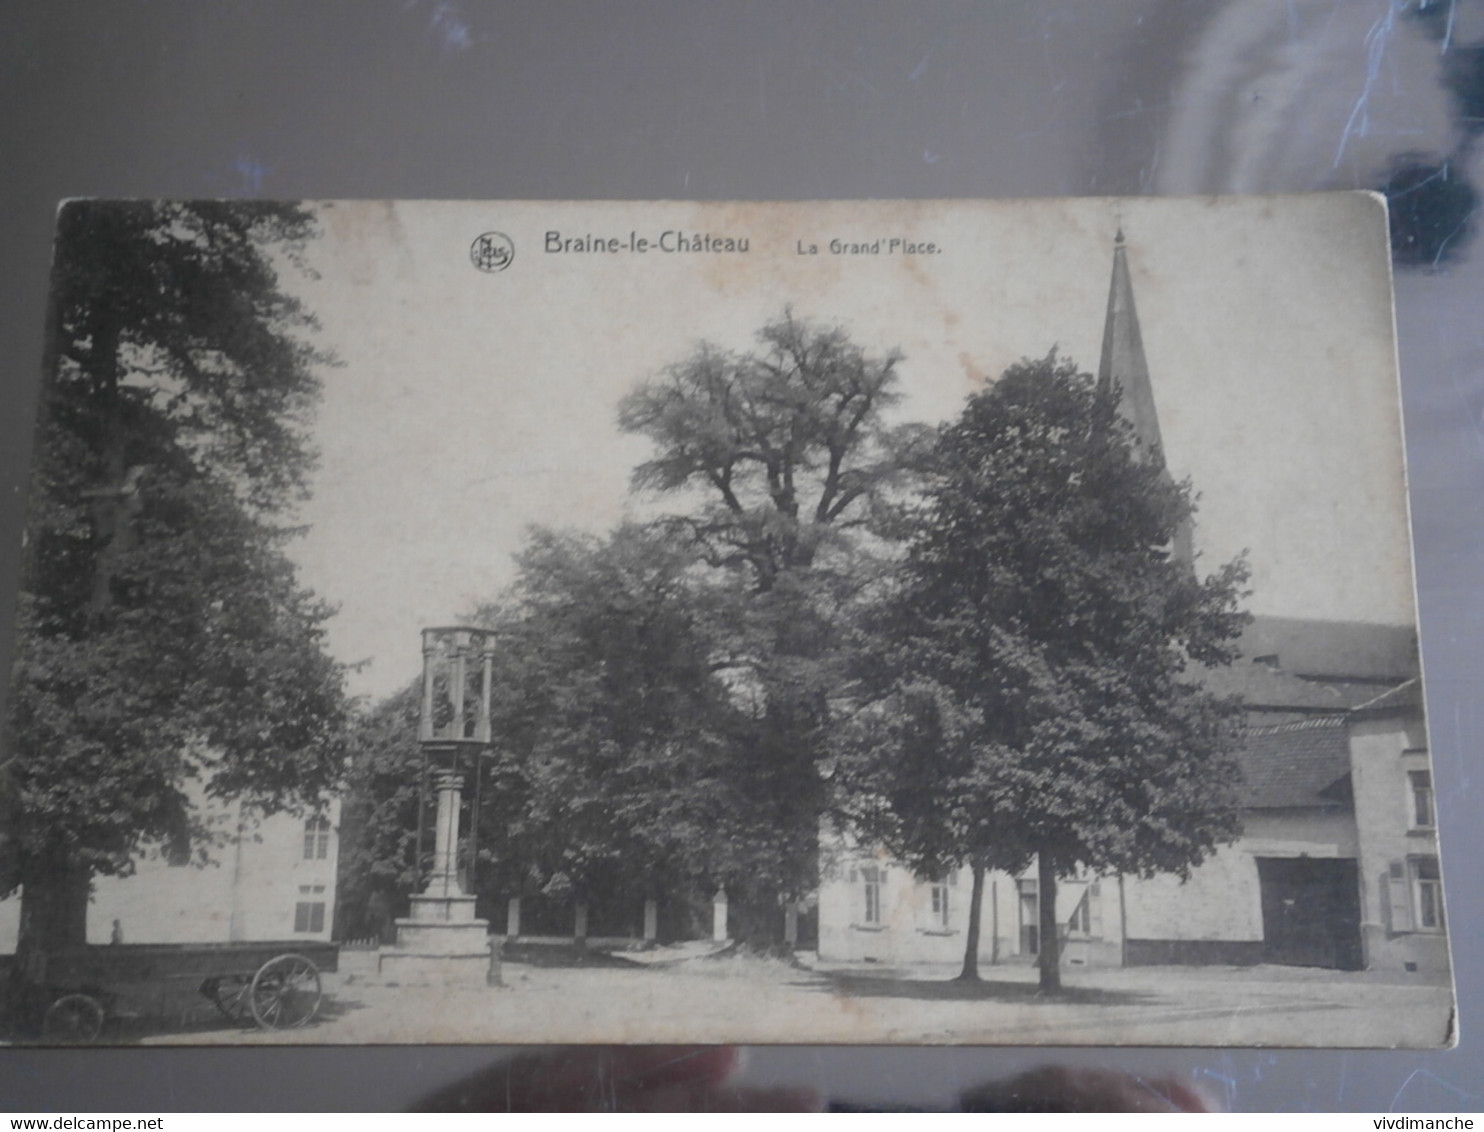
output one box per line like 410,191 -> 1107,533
818,667 -> 1446,976
0,795 -> 340,951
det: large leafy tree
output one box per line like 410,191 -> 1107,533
2,201 -> 349,961
337,524 -> 757,940
838,354 -> 1250,989
617,311 -> 928,939
473,525 -> 749,928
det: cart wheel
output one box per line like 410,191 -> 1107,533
249,954 -> 321,1030
203,974 -> 253,1023
42,993 -> 105,1044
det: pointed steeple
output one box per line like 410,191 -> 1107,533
1096,230 -> 1195,570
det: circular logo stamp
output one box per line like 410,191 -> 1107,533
470,231 -> 514,272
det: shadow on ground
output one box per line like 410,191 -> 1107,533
500,942 -> 647,969
818,971 -> 1157,1006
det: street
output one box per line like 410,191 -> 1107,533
143,948 -> 1456,1049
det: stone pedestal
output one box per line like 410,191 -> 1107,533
379,770 -> 493,985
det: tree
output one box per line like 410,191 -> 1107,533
837,353 -> 1250,989
475,524 -> 746,931
336,523 -> 764,941
1,201 -> 350,963
334,683 -> 423,943
617,311 -> 929,939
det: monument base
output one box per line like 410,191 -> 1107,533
378,888 -> 497,986
377,947 -> 495,987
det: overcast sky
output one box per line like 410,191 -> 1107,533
283,196 -> 1414,702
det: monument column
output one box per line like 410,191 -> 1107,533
379,627 -> 495,984
424,771 -> 465,897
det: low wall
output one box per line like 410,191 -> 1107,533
1125,938 -> 1265,967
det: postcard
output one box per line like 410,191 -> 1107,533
0,196 -> 1454,1046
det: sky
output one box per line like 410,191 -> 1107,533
282,196 -> 1416,702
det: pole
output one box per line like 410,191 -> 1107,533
415,748 -> 428,888
469,747 -> 483,901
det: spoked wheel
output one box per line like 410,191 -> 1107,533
42,993 -> 105,1045
203,974 -> 253,1024
248,954 -> 322,1030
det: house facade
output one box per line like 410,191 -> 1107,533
818,669 -> 1448,976
0,796 -> 341,951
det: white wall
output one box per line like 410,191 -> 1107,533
0,796 -> 340,952
1350,712 -> 1451,974
1123,809 -> 1357,946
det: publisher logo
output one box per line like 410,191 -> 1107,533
470,231 -> 514,273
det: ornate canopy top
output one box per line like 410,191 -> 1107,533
419,626 -> 494,747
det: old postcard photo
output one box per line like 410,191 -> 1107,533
0,196 -> 1455,1046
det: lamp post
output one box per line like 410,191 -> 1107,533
380,627 -> 498,985
416,626 -> 493,897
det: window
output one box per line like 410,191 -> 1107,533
1018,877 -> 1039,954
1411,857 -> 1445,932
295,884 -> 327,933
861,865 -> 882,925
165,835 -> 191,868
928,877 -> 950,929
1388,856 -> 1446,934
1068,891 -> 1091,935
304,816 -> 331,860
1408,770 -> 1434,829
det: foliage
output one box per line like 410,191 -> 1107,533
617,311 -> 929,933
1,201 -> 350,953
334,683 -> 422,940
618,308 -> 927,589
836,353 -> 1250,986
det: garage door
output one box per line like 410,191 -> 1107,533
1256,857 -> 1363,970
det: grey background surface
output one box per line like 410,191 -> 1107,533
0,0 -> 1479,1111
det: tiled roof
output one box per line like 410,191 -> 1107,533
1237,716 -> 1353,810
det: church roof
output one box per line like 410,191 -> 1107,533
1236,617 -> 1418,683
1200,661 -> 1356,713
1099,230 -> 1194,568
1197,616 -> 1419,715
1238,716 -> 1353,810
1351,677 -> 1424,716
1097,230 -> 1165,455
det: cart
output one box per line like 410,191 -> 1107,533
30,941 -> 338,1043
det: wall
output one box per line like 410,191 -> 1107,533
817,855 -> 1020,967
0,797 -> 340,951
1349,712 -> 1452,975
1122,809 -> 1357,962
817,850 -> 1123,969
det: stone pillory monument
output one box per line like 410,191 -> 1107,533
378,627 -> 499,985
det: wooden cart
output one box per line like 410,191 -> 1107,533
31,941 -> 338,1043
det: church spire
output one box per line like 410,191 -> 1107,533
1096,230 -> 1195,570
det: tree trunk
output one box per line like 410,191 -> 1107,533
1036,852 -> 1062,993
957,862 -> 986,982
13,865 -> 92,981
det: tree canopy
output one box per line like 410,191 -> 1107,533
837,353 -> 1250,988
617,311 -> 929,937
2,201 -> 350,957
475,524 -> 745,913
